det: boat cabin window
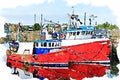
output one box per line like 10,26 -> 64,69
58,42 -> 61,47
35,42 -> 38,47
87,31 -> 90,35
48,42 -> 61,47
87,31 -> 91,35
35,41 -> 62,48
91,31 -> 93,35
49,43 -> 51,47
57,42 -> 59,46
52,43 -> 54,47
82,31 -> 85,35
55,42 -> 57,47
89,31 -> 92,35
86,31 -> 88,34
40,42 -> 48,47
41,42 -> 44,47
77,31 -> 80,35
59,42 -> 61,46
73,32 -> 76,36
69,32 -> 72,36
44,42 -> 47,47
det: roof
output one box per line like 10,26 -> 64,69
34,39 -> 62,43
66,25 -> 94,32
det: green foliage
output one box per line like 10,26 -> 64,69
62,23 -> 68,32
33,23 -> 41,31
47,24 -> 53,30
96,22 -> 119,30
110,65 -> 119,75
63,27 -> 67,32
23,25 -> 29,31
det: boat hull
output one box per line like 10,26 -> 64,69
62,39 -> 111,62
7,49 -> 70,69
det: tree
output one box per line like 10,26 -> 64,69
23,25 -> 29,31
33,23 -> 41,31
62,23 -> 68,32
47,24 -> 53,34
96,22 -> 119,30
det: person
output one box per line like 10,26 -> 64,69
52,32 -> 58,39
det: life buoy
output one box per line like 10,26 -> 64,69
6,49 -> 12,57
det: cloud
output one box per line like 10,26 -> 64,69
0,0 -> 120,27
47,0 -> 55,3
64,0 -> 120,27
0,16 -> 6,37
0,0 -> 55,9
0,0 -> 55,37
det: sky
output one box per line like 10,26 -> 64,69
0,0 -> 120,37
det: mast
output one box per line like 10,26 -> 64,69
34,14 -> 36,24
40,14 -> 43,26
84,12 -> 86,25
72,6 -> 74,15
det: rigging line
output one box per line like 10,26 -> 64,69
69,49 -> 89,61
70,48 -> 93,61
70,50 -> 91,61
69,44 -> 106,62
90,44 -> 106,60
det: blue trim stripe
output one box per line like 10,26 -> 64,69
31,62 -> 68,67
35,39 -> 62,43
8,59 -> 68,68
66,25 -> 94,32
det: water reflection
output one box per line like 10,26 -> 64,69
36,63 -> 118,80
69,63 -> 110,80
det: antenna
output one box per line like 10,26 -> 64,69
72,6 -> 74,15
67,13 -> 71,25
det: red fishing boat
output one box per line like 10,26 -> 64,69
6,37 -> 111,79
6,8 -> 111,79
